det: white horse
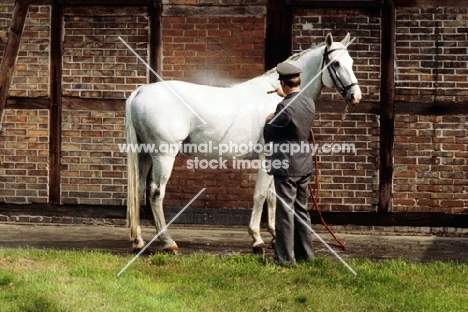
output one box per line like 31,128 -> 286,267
125,33 -> 361,253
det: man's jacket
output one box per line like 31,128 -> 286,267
263,91 -> 315,177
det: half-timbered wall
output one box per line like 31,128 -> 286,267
393,6 -> 468,213
60,6 -> 148,205
0,4 -> 50,204
0,0 -> 467,226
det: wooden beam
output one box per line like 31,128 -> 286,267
288,0 -> 468,7
7,97 -> 468,116
49,0 -> 62,204
1,202 -> 468,229
310,212 -> 468,228
0,0 -> 30,136
315,100 -> 379,115
62,97 -> 125,111
394,0 -> 468,7
0,0 -> 49,4
378,0 -> 395,213
149,0 -> 161,83
8,97 -> 468,116
395,101 -> 468,116
62,5 -> 145,16
265,0 -> 292,71
58,0 -> 150,5
6,97 -> 49,109
162,5 -> 265,17
287,0 -> 381,8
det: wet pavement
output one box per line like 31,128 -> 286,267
1,223 -> 468,263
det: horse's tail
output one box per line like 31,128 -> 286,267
125,87 -> 141,241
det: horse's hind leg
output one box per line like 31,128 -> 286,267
132,152 -> 152,251
147,154 -> 179,254
249,169 -> 275,253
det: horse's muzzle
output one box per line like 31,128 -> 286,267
347,85 -> 362,105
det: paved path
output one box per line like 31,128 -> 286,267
1,223 -> 468,263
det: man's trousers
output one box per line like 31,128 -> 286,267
273,175 -> 314,265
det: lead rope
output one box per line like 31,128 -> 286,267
307,103 -> 350,250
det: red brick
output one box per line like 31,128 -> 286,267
417,199 -> 440,207
102,172 -> 123,178
163,17 -> 186,24
394,199 -> 416,206
440,200 -> 465,207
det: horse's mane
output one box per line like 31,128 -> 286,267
287,42 -> 328,62
262,42 -> 326,76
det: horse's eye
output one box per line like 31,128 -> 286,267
333,61 -> 340,67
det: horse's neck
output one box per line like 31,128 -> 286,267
261,46 -> 325,101
291,47 -> 325,100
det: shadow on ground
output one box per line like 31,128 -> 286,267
1,223 -> 467,262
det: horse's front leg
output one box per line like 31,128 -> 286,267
249,168 -> 275,253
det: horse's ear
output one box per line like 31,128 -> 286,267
341,33 -> 351,46
325,33 -> 333,48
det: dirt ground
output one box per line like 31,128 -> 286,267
1,223 -> 468,263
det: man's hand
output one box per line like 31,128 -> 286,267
266,87 -> 286,98
276,86 -> 286,97
265,112 -> 275,121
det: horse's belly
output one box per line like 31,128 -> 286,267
182,128 -> 264,160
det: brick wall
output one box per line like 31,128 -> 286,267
0,2 -> 466,218
292,8 -> 381,212
0,5 -> 50,204
58,6 -> 149,204
161,8 -> 265,86
395,7 -> 468,103
0,5 -> 50,97
60,109 -> 127,205
312,113 -> 379,212
394,116 -> 468,212
62,6 -> 148,99
0,109 -> 49,204
393,7 -> 468,213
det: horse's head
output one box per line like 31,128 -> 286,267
322,33 -> 362,105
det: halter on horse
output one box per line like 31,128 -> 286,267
322,46 -> 360,102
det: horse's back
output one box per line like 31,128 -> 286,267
127,79 -> 277,155
131,81 -> 239,118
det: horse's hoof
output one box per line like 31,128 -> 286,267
133,246 -> 151,255
132,239 -> 146,253
133,248 -> 144,255
252,243 -> 266,254
163,244 -> 180,255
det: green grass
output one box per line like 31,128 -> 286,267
0,248 -> 467,311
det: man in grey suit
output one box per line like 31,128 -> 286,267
264,62 -> 315,266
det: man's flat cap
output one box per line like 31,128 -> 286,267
277,62 -> 302,79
